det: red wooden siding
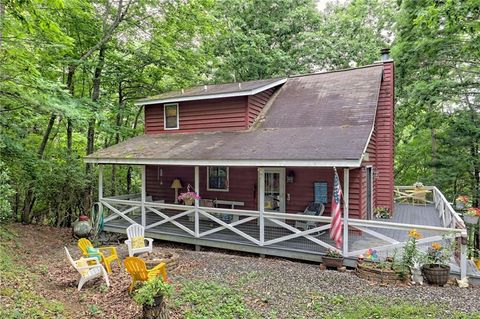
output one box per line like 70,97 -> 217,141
144,97 -> 248,134
146,166 -> 362,219
247,88 -> 276,126
373,61 -> 394,213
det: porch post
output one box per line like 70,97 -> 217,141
194,166 -> 200,238
98,164 -> 103,216
258,167 -> 265,246
343,168 -> 349,255
141,165 -> 146,227
460,230 -> 468,280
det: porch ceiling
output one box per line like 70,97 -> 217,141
86,65 -> 383,167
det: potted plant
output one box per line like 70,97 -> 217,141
374,207 -> 391,219
322,249 -> 344,269
455,195 -> 471,210
422,240 -> 454,286
134,277 -> 172,319
463,207 -> 480,225
177,184 -> 201,206
413,182 -> 424,189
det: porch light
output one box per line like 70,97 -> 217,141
170,178 -> 183,203
287,170 -> 295,183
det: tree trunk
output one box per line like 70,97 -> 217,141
142,296 -> 169,319
111,81 -> 125,196
22,113 -> 56,223
85,45 -> 106,210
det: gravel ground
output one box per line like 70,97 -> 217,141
167,245 -> 480,317
4,224 -> 480,318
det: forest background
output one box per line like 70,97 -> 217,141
0,0 -> 478,226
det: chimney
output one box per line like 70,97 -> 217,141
374,47 -> 394,215
380,48 -> 391,61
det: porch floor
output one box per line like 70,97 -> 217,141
104,203 -> 441,257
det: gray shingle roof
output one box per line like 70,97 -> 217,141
135,78 -> 286,105
86,64 -> 384,166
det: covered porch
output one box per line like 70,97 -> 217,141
92,162 -> 469,279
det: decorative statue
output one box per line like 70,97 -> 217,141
410,262 -> 423,285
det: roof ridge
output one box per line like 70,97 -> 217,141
288,63 -> 383,79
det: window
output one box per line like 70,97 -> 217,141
207,167 -> 229,191
164,103 -> 179,129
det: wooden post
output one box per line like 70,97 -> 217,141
194,166 -> 200,238
258,167 -> 265,246
343,168 -> 349,256
98,164 -> 103,216
460,230 -> 468,280
141,165 -> 146,227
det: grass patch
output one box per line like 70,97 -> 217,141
173,280 -> 259,319
0,224 -> 66,319
306,293 -> 480,319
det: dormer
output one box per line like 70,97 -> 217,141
135,78 -> 286,134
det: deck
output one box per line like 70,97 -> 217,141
104,203 -> 447,262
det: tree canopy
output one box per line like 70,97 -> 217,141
0,0 -> 478,224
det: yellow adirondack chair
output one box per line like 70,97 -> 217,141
124,257 -> 168,293
77,238 -> 120,274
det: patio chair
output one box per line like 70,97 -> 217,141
124,256 -> 168,293
125,224 -> 154,257
65,247 -> 110,291
295,202 -> 325,236
77,238 -> 120,274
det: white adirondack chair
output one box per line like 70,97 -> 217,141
125,224 -> 154,257
64,247 -> 110,291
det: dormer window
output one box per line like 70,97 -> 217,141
164,103 -> 179,130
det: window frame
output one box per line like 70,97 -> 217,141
163,103 -> 179,130
207,166 -> 230,192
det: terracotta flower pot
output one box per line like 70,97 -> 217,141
422,264 -> 450,286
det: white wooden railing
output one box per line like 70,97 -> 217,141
100,191 -> 468,279
395,185 -> 465,229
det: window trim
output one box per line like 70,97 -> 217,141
207,166 -> 229,192
163,103 -> 179,130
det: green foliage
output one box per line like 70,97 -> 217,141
134,277 -> 173,307
173,280 -> 258,319
308,293 -> 477,319
0,159 -> 15,222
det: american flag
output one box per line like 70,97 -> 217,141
330,168 -> 343,249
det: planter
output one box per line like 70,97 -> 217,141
183,198 -> 194,206
463,215 -> 479,224
422,264 -> 450,286
356,262 -> 407,285
143,295 -> 169,319
141,251 -> 180,274
322,256 -> 344,269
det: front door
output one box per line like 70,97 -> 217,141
366,166 -> 373,219
259,168 -> 286,214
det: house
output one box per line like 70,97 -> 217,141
85,49 -> 467,278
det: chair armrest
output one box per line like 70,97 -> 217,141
98,246 -> 118,254
145,238 -> 154,247
81,257 -> 100,264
